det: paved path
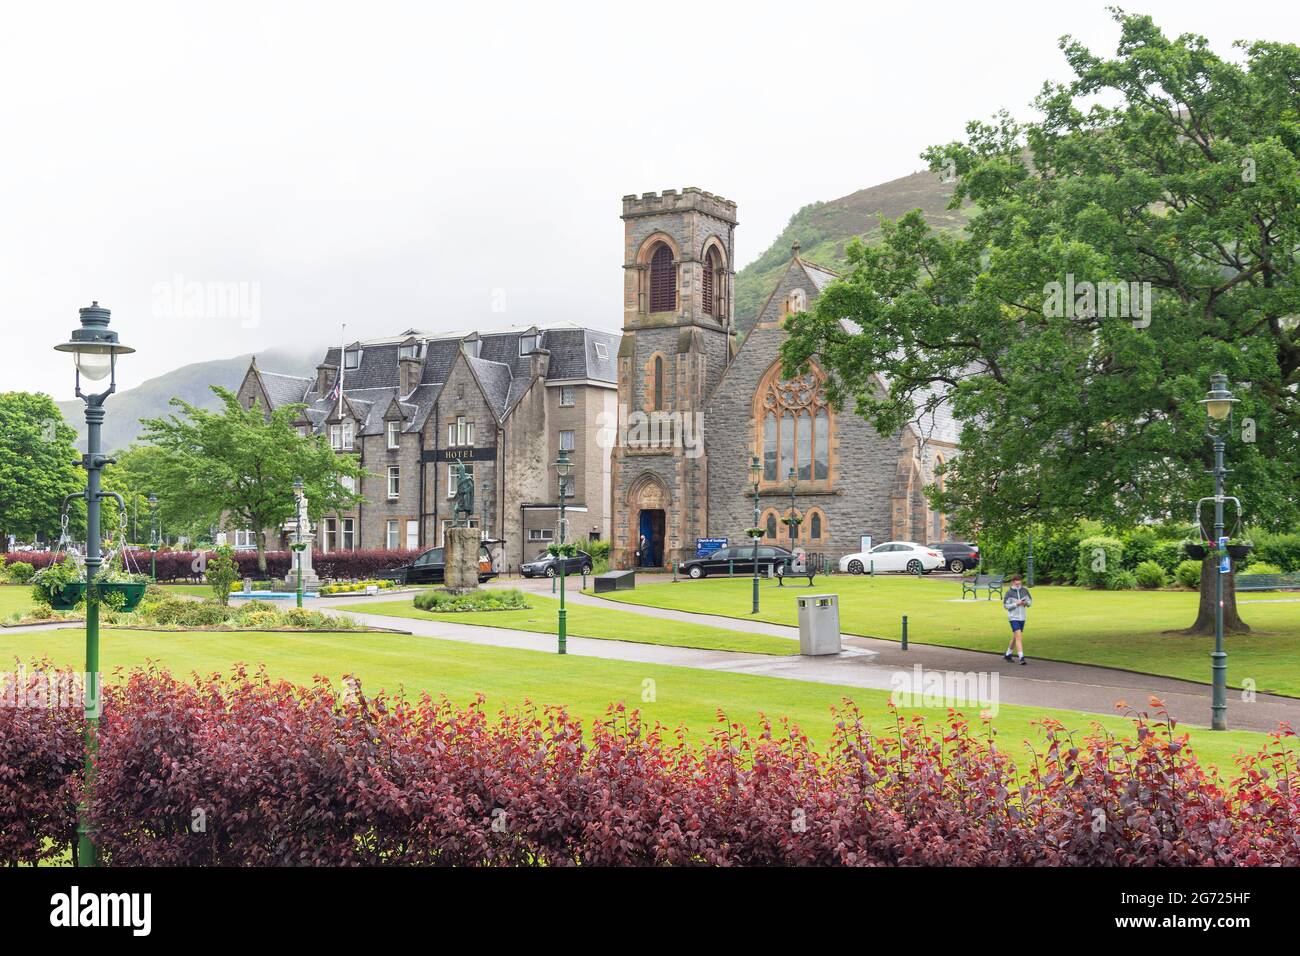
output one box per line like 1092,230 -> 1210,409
312,584 -> 1300,734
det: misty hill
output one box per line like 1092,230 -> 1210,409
58,346 -> 321,453
734,169 -> 971,330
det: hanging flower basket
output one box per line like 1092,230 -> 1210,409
46,582 -> 86,611
1225,542 -> 1253,560
46,581 -> 148,611
745,528 -> 764,539
1182,541 -> 1208,561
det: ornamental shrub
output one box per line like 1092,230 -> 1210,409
1251,532 -> 1300,572
1240,561 -> 1283,576
1119,527 -> 1160,570
207,545 -> 239,605
1175,560 -> 1204,589
1076,536 -> 1124,588
1133,561 -> 1168,589
6,561 -> 35,583
414,588 -> 529,612
1104,569 -> 1138,590
4,662 -> 1299,866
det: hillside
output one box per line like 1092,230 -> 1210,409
58,346 -> 321,453
734,169 -> 971,330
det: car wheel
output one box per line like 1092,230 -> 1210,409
847,559 -> 864,575
545,566 -> 557,578
688,565 -> 704,579
580,563 -> 592,575
947,558 -> 964,573
906,559 -> 923,575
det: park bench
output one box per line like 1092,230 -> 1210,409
777,552 -> 825,587
961,573 -> 1005,600
1235,572 -> 1300,592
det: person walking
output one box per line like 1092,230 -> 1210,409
1003,573 -> 1032,664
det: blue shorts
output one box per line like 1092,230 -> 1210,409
1009,619 -> 1025,632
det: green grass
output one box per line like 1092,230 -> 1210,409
0,582 -> 211,620
0,626 -> 1271,777
590,576 -> 1300,696
336,593 -> 800,655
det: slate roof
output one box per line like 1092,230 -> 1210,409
251,322 -> 620,438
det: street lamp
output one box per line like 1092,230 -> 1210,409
54,301 -> 134,868
554,449 -> 573,655
1200,373 -> 1238,731
147,493 -> 159,582
293,477 -> 305,609
749,455 -> 762,614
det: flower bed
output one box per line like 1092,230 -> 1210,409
1,664 -> 1296,866
413,588 -> 529,613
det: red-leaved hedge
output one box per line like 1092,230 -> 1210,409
127,548 -> 422,583
2,662 -> 1297,866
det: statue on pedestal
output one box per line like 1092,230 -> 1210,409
453,459 -> 475,528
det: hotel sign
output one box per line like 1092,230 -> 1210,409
423,446 -> 497,463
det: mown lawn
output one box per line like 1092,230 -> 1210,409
0,586 -> 31,617
336,593 -> 800,655
590,576 -> 1300,697
0,626 -> 1272,777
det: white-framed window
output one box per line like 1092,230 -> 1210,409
233,529 -> 256,549
528,528 -> 555,542
344,349 -> 361,369
400,343 -> 422,360
387,466 -> 400,500
386,519 -> 400,550
387,420 -> 400,449
594,342 -> 609,360
330,421 -> 353,450
462,339 -> 481,359
558,475 -> 575,499
406,519 -> 419,550
559,429 -> 575,451
298,425 -> 310,437
559,385 -> 576,407
448,416 -> 474,447
322,517 -> 337,552
519,333 -> 539,355
339,474 -> 356,494
447,463 -> 473,497
341,517 -> 356,550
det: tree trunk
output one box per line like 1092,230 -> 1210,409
257,531 -> 268,576
1182,557 -> 1249,635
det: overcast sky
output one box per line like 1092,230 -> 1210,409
3,0 -> 1296,398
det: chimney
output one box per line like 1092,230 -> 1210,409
530,347 -> 551,380
399,355 -> 421,395
316,363 -> 336,395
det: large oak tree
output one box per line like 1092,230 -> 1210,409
782,11 -> 1299,634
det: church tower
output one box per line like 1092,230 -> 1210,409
610,188 -> 737,570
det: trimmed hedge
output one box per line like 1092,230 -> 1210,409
130,548 -> 422,583
3,664 -> 1299,866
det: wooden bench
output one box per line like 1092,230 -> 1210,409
961,573 -> 1005,600
777,552 -> 825,587
1236,572 -> 1300,592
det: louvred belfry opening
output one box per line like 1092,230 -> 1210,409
649,244 -> 676,312
703,247 -> 722,316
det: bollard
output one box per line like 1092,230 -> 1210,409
582,570 -> 588,590
901,615 -> 908,650
672,561 -> 678,583
729,559 -> 734,577
870,560 -> 875,577
551,573 -> 556,594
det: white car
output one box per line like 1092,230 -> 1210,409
838,541 -> 945,575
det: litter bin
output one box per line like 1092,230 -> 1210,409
796,594 -> 841,656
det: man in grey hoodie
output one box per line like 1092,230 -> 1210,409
1003,573 -> 1032,664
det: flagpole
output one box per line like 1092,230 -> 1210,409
338,323 -> 345,419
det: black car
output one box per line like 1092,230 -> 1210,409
679,545 -> 794,579
379,544 -> 498,585
520,549 -> 593,578
933,541 -> 980,573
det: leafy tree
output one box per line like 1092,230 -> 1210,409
206,544 -> 239,605
0,392 -> 83,550
138,386 -> 365,573
782,11 -> 1300,634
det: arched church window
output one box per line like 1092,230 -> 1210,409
810,512 -> 822,540
754,363 -> 833,488
702,247 -> 723,317
649,244 -> 676,312
765,513 -> 778,540
763,413 -> 777,481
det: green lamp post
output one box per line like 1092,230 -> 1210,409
293,477 -> 305,609
54,302 -> 134,868
1200,373 -> 1238,731
147,493 -> 159,582
554,449 -> 573,654
749,455 -> 762,614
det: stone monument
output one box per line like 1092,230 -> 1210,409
444,460 -> 481,592
291,489 -> 321,590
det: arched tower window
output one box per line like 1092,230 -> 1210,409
753,361 -> 834,490
702,247 -> 723,317
652,355 -> 664,411
649,243 -> 676,313
764,511 -> 778,540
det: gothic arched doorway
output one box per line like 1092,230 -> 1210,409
627,473 -> 669,569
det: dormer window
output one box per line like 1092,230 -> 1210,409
400,343 -> 422,360
594,342 -> 609,360
343,349 -> 362,370
330,421 -> 354,450
462,335 -> 481,359
519,331 -> 540,356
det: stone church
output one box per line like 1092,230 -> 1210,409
609,187 -> 959,570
